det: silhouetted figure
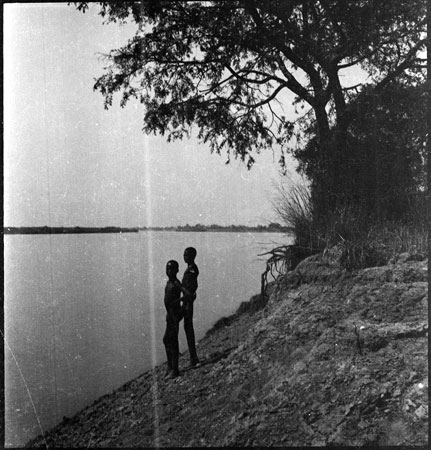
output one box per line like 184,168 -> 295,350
162,260 -> 183,378
181,247 -> 200,366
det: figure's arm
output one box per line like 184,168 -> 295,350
174,279 -> 191,299
165,296 -> 181,309
173,296 -> 183,305
164,284 -> 183,309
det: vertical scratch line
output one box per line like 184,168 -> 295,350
143,140 -> 160,447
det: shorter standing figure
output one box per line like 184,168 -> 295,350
181,247 -> 200,367
162,260 -> 184,378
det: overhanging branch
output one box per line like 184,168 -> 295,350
375,38 -> 427,91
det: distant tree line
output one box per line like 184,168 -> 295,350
4,226 -> 139,235
4,224 -> 289,234
139,223 -> 290,232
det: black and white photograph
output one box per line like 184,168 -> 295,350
4,1 -> 428,447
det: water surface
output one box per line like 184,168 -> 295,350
4,231 -> 291,446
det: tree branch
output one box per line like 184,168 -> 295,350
224,65 -> 286,86
245,0 -> 318,105
375,38 -> 427,91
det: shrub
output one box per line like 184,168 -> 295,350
368,223 -> 428,258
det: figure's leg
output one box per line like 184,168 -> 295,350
163,325 -> 172,371
171,320 -> 180,376
183,303 -> 199,364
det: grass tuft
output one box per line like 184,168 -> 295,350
272,179 -> 428,272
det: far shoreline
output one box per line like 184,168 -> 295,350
4,224 -> 293,235
3,226 -> 139,235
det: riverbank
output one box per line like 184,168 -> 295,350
27,251 -> 428,447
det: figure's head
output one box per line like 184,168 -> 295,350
166,260 -> 179,278
183,247 -> 197,263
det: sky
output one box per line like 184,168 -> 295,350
5,3 -> 319,228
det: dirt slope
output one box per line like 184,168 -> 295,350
27,252 -> 428,447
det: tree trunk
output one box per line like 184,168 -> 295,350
313,101 -> 334,220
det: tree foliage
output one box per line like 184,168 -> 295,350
295,82 -> 428,222
74,0 -> 426,169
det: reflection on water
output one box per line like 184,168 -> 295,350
4,231 -> 291,447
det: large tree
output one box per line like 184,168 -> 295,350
75,1 -> 427,211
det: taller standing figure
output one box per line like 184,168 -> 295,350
181,247 -> 200,367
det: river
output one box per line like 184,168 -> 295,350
4,231 -> 291,447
